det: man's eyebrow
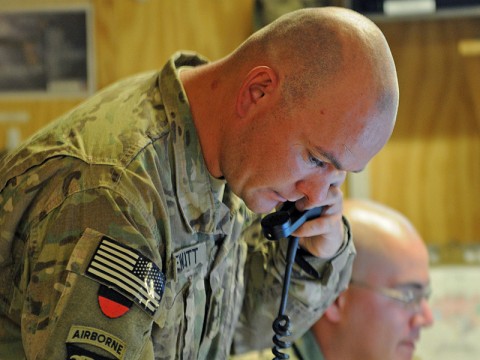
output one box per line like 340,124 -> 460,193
315,146 -> 365,173
397,281 -> 428,290
315,146 -> 343,170
352,168 -> 365,174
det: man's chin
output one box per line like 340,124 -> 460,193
397,341 -> 416,360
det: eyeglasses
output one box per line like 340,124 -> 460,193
350,279 -> 431,311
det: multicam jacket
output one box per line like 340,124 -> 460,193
0,52 -> 355,360
290,329 -> 325,360
230,329 -> 325,360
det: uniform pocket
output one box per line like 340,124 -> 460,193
152,265 -> 209,359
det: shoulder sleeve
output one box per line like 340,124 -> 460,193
21,188 -> 163,360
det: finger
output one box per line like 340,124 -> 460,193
292,213 -> 341,238
296,216 -> 344,258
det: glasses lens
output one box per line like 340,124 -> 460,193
351,280 -> 431,309
398,284 -> 431,308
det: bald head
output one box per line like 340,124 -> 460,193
231,7 -> 398,117
344,199 -> 428,285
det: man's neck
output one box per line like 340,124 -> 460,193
179,63 -> 225,179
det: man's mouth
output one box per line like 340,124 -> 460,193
399,338 -> 417,353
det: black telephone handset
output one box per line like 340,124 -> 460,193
261,201 -> 323,360
261,201 -> 323,240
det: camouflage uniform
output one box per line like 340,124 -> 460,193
231,329 -> 324,360
0,52 -> 355,360
290,329 -> 325,360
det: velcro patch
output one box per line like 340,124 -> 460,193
98,285 -> 133,319
67,325 -> 126,359
86,237 -> 166,316
66,342 -> 114,360
173,242 -> 207,279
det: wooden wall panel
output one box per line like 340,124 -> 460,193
0,99 -> 82,151
93,0 -> 255,89
368,17 -> 480,245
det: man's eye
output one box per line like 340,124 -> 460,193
308,154 -> 326,168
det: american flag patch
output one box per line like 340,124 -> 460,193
86,237 -> 166,316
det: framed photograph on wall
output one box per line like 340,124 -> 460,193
0,4 -> 95,97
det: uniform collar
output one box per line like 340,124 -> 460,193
293,329 -> 325,360
159,52 -> 231,235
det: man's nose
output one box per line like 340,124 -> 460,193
295,169 -> 346,206
414,299 -> 435,328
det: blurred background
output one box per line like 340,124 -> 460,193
0,0 -> 479,358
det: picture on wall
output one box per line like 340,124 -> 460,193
0,4 -> 94,96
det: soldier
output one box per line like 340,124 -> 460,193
293,199 -> 434,360
0,7 -> 398,360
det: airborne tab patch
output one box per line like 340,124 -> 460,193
86,237 -> 166,316
67,325 -> 126,359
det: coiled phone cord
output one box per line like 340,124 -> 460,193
271,235 -> 299,360
260,201 -> 323,360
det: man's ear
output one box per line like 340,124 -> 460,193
323,291 -> 347,323
236,66 -> 278,117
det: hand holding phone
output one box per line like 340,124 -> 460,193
261,201 -> 323,240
